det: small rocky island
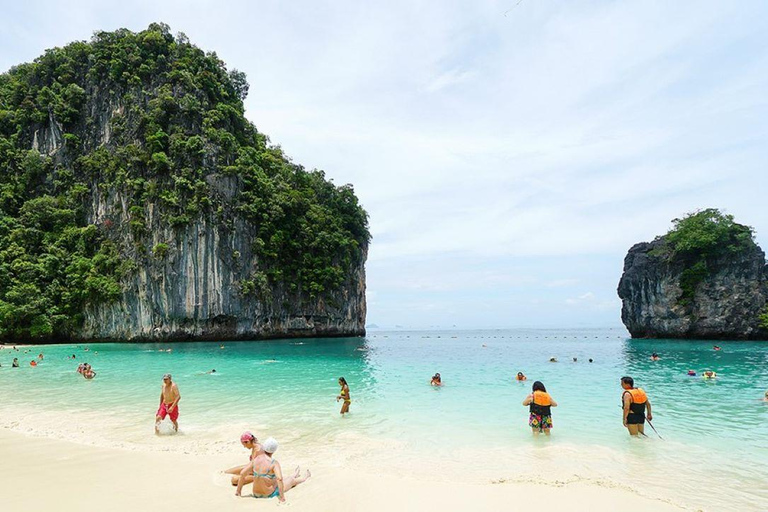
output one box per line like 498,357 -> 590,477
0,24 -> 369,343
618,209 -> 768,340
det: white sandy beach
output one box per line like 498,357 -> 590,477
0,428 -> 688,512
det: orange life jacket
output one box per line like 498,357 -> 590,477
623,388 -> 647,415
530,391 -> 552,415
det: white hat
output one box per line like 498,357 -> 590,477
262,437 -> 278,454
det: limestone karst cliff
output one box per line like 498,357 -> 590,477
0,24 -> 369,342
618,210 -> 768,340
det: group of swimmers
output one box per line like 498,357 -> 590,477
687,369 -> 717,378
76,362 -> 96,379
651,348 -> 722,378
7,352 -> 46,367
422,364 -> 654,437
24,353 -> 45,367
2,349 -> 97,369
2,349 -> 98,377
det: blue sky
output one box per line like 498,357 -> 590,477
2,1 -> 766,329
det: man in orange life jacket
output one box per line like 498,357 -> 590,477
621,376 -> 652,436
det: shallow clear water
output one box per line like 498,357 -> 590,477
1,328 -> 767,511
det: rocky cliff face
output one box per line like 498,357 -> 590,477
618,239 -> 768,340
0,25 -> 368,343
79,187 -> 367,342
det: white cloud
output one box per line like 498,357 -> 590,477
565,292 -> 595,305
422,68 -> 475,93
546,279 -> 580,288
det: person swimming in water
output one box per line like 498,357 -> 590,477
235,437 -> 310,501
621,376 -> 652,436
702,370 -> 717,379
713,345 -> 721,351
588,358 -> 593,363
516,372 -> 527,381
337,377 -> 351,415
687,370 -> 697,376
522,381 -> 558,436
224,431 -> 263,486
430,373 -> 442,386
549,357 -> 557,363
12,358 -> 19,368
650,353 -> 660,361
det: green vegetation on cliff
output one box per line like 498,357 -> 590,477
0,23 -> 369,340
651,209 -> 755,304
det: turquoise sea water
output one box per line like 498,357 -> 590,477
1,328 -> 767,511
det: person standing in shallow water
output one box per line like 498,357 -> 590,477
337,377 -> 351,415
522,381 -> 557,436
621,376 -> 652,436
155,373 -> 181,434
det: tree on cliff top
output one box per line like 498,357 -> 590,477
665,209 -> 754,258
653,209 -> 756,305
0,23 -> 370,341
